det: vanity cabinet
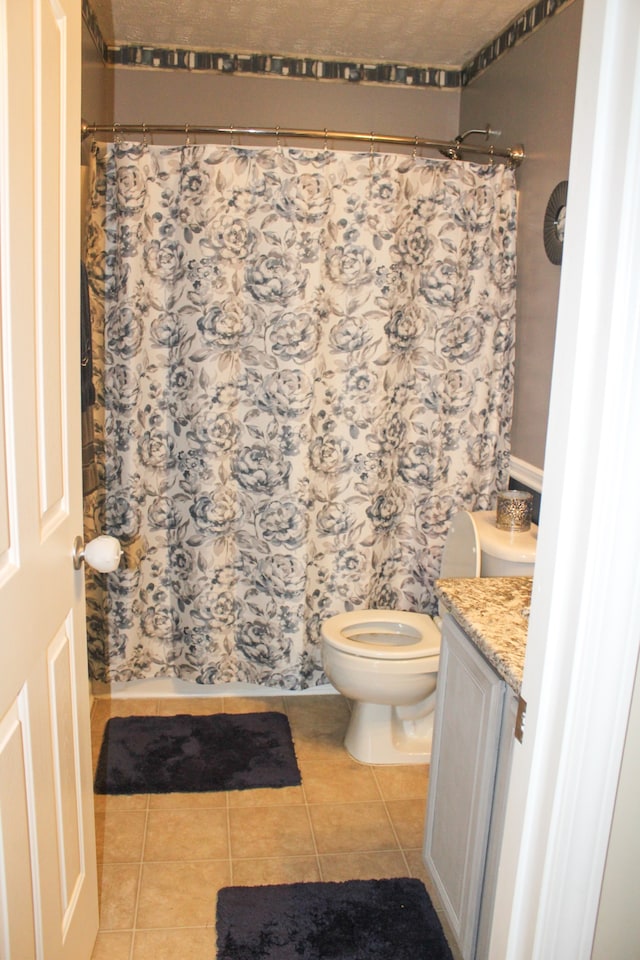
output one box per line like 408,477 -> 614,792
424,613 -> 517,960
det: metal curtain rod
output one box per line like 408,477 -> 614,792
80,120 -> 525,166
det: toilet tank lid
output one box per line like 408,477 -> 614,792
440,511 -> 481,579
472,510 -> 538,562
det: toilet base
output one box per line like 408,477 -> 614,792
344,701 -> 434,765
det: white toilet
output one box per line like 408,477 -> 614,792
321,509 -> 538,765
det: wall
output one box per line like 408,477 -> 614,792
106,68 -> 459,152
81,20 -> 113,153
460,0 -> 583,470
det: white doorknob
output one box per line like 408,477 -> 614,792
73,535 -> 122,572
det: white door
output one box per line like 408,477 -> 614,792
0,1 -> 98,957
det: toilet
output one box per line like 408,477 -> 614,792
321,509 -> 538,765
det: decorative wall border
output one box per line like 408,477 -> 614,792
462,0 -> 575,84
83,0 -> 577,89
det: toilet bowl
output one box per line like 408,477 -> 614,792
321,508 -> 538,765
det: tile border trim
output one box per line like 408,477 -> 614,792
83,0 -> 576,89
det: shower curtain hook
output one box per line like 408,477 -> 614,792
324,128 -> 328,152
230,123 -> 235,146
113,122 -> 121,144
412,135 -> 419,160
185,123 -> 191,146
142,122 -> 148,147
276,125 -> 282,154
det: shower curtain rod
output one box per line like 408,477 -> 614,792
80,120 -> 525,166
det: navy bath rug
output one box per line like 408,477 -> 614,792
94,711 -> 301,794
216,877 -> 454,960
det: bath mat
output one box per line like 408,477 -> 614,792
216,877 -> 454,960
94,711 -> 301,794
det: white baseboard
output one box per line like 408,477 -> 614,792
509,456 -> 543,493
91,677 -> 339,699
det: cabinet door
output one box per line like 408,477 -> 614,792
424,615 -> 505,960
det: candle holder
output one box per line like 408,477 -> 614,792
496,491 -> 533,532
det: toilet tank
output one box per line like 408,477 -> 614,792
472,510 -> 538,576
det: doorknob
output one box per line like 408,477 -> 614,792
73,535 -> 122,572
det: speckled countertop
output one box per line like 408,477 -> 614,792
435,577 -> 533,693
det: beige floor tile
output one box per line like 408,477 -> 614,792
308,801 -> 398,854
91,930 -> 133,960
229,805 -> 315,859
93,793 -> 149,814
319,850 -> 409,882
136,860 -> 230,929
403,849 -> 430,882
227,783 -> 305,807
386,798 -> 427,849
231,856 -> 321,885
96,862 -> 140,930
285,703 -> 352,761
372,763 -> 429,801
148,791 -> 228,810
89,693 -> 441,949
299,759 -> 381,804
92,698 -> 159,723
222,696 -> 286,714
155,697 -> 227,716
144,808 -> 230,861
132,927 -> 215,959
95,810 -> 147,863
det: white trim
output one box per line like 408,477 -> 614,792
508,457 -> 543,493
490,0 -> 640,956
91,677 -> 339,699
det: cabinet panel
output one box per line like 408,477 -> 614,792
424,615 -> 505,960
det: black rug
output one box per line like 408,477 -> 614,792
94,711 -> 301,794
216,878 -> 454,960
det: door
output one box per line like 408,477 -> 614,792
0,1 -> 98,957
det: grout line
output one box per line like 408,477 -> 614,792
225,788 -> 234,885
129,795 -> 150,955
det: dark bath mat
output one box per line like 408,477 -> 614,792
216,877 -> 454,960
94,711 -> 301,794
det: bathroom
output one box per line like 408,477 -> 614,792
78,0 -> 639,955
2,0 -> 638,956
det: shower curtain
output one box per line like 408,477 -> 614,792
84,141 -> 517,688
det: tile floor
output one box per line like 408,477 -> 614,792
90,693 -> 461,959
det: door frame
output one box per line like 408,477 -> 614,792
490,0 -> 640,954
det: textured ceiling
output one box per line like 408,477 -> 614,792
89,0 -> 535,69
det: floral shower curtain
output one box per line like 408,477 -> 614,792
84,141 -> 517,688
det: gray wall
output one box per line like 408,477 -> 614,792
107,68 -> 459,152
460,0 -> 583,469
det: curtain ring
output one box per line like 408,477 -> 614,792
324,128 -> 328,152
489,143 -> 495,166
276,125 -> 282,153
230,123 -> 235,146
142,122 -> 148,147
369,132 -> 375,157
185,123 -> 191,146
113,122 -> 121,144
412,135 -> 419,160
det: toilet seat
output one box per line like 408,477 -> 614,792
322,610 -> 441,660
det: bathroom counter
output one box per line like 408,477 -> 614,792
435,576 -> 533,693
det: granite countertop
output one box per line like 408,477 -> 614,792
435,576 -> 533,693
